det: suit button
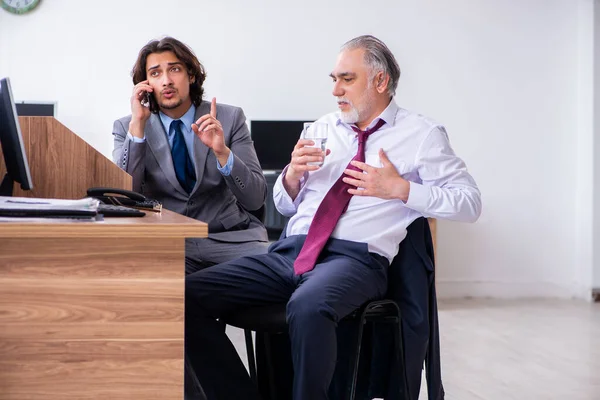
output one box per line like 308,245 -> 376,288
189,200 -> 195,206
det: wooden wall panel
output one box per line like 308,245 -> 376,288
6,116 -> 132,199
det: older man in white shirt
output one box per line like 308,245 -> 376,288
185,35 -> 481,400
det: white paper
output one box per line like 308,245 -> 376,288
0,196 -> 99,211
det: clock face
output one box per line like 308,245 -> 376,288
1,0 -> 40,14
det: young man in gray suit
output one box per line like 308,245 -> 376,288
112,37 -> 269,275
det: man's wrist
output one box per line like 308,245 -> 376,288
283,167 -> 301,187
397,178 -> 410,202
283,168 -> 301,197
129,120 -> 146,138
214,147 -> 231,167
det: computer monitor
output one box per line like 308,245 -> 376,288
250,120 -> 311,171
0,77 -> 33,196
16,102 -> 56,117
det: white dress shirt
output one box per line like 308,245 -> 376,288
273,100 -> 481,262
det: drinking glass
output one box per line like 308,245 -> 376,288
302,122 -> 328,166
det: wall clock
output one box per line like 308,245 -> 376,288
1,0 -> 40,14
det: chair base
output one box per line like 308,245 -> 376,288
223,299 -> 409,400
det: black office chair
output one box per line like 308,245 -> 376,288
222,217 -> 438,399
247,203 -> 266,223
222,296 -> 410,400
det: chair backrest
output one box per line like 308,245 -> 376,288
388,217 -> 434,292
368,216 -> 442,400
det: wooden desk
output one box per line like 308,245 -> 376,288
0,209 -> 207,400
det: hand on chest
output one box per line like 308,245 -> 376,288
310,132 -> 416,183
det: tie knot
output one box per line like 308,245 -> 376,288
355,130 -> 369,145
351,119 -> 386,144
171,119 -> 183,133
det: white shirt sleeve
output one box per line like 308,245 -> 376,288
405,126 -> 482,222
273,165 -> 310,217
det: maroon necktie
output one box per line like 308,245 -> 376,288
293,119 -> 386,275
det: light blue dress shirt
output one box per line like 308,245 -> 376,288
127,105 -> 234,175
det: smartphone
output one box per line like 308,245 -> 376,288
141,91 -> 151,108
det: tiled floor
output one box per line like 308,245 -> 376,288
226,299 -> 600,400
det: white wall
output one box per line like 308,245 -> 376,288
0,0 -> 593,298
577,0 -> 595,299
594,0 -> 600,291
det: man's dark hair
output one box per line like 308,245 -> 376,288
131,37 -> 206,114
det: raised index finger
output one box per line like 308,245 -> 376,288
211,97 -> 217,118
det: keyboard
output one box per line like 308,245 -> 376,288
97,204 -> 146,217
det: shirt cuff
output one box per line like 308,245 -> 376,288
127,132 -> 146,143
404,181 -> 429,213
281,165 -> 309,208
216,151 -> 235,176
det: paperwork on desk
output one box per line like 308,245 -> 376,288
0,196 -> 100,219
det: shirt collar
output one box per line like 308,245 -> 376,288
159,104 -> 196,134
336,98 -> 398,132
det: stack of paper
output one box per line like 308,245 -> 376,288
0,196 -> 100,219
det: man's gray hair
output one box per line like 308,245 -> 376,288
341,35 -> 401,97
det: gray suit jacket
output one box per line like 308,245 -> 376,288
112,101 -> 268,247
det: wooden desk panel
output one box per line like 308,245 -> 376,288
0,210 -> 206,400
0,207 -> 208,238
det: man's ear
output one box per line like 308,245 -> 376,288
189,75 -> 195,84
375,72 -> 389,94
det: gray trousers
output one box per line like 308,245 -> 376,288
185,237 -> 270,275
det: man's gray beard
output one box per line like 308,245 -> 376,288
340,107 -> 359,124
159,99 -> 183,110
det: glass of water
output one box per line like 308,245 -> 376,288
302,122 -> 328,166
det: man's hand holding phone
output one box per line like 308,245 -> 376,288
129,80 -> 153,138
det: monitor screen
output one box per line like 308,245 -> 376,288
250,120 -> 311,171
16,102 -> 56,117
0,77 -> 33,196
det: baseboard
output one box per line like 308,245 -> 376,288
436,281 -> 587,300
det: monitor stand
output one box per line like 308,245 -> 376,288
0,173 -> 14,197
